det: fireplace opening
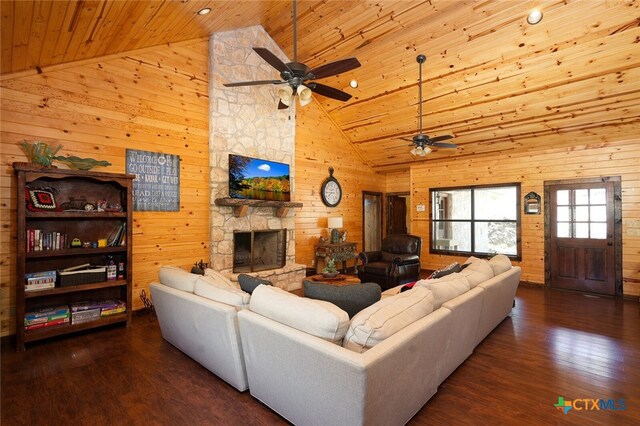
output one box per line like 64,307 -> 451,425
233,229 -> 286,273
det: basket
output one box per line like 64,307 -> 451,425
58,266 -> 107,287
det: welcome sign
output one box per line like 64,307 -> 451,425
126,149 -> 180,211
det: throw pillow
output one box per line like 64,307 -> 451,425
194,277 -> 250,310
158,266 -> 200,293
488,254 -> 512,276
303,281 -> 381,318
204,268 -> 240,289
249,285 -> 349,343
343,286 -> 434,353
25,188 -> 61,212
238,274 -> 273,294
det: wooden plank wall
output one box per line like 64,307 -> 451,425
410,140 -> 640,297
0,39 -> 211,336
295,103 -> 385,269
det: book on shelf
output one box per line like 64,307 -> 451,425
101,300 -> 126,316
108,223 -> 126,247
70,300 -> 118,312
25,317 -> 70,331
25,305 -> 70,321
25,312 -> 70,326
26,229 -> 68,252
71,308 -> 101,324
24,270 -> 57,291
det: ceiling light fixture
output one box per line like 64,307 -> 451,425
527,9 -> 543,25
197,8 -> 211,16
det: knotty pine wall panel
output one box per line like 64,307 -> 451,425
410,140 -> 640,297
295,102 -> 385,269
0,39 -> 210,336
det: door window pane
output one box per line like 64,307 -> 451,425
590,223 -> 607,239
574,206 -> 589,221
557,222 -> 570,238
590,205 -> 606,222
557,206 -> 570,221
574,223 -> 589,238
590,188 -> 606,204
575,189 -> 589,205
557,190 -> 570,205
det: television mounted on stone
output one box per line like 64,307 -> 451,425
228,154 -> 291,202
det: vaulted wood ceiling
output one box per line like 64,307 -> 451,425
2,0 -> 639,171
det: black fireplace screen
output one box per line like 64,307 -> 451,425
233,229 -> 286,273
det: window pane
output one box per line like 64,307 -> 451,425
557,206 -> 570,221
475,222 -> 517,255
590,205 -> 606,222
574,206 -> 589,221
450,222 -> 471,251
557,190 -> 569,205
433,190 -> 471,220
574,223 -> 589,238
591,223 -> 607,239
475,187 -> 517,220
590,188 -> 606,204
575,189 -> 589,205
557,222 -> 570,238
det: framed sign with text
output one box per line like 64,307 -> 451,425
126,149 -> 180,211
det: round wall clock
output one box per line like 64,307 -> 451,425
321,167 -> 342,207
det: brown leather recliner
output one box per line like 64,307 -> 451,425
357,234 -> 422,291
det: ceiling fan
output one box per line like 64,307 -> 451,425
223,0 -> 361,109
403,54 -> 457,156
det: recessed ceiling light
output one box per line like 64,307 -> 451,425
197,8 -> 211,16
349,79 -> 358,89
527,8 -> 543,25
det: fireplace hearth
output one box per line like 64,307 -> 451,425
233,229 -> 286,273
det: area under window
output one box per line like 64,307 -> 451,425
430,183 -> 521,259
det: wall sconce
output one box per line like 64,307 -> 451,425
328,216 -> 343,243
524,191 -> 541,214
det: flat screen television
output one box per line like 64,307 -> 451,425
228,154 -> 291,202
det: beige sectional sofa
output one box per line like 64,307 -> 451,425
237,255 -> 521,425
150,255 -> 520,425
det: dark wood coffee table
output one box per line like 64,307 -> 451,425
307,274 -> 361,286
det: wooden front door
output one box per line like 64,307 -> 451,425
387,194 -> 408,235
548,179 -> 619,295
363,192 -> 383,251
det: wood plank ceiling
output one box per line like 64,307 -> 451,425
2,0 -> 639,172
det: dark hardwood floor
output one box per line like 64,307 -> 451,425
2,285 -> 638,425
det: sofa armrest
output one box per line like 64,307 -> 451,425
359,250 -> 382,264
391,253 -> 420,266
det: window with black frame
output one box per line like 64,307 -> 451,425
430,183 -> 521,258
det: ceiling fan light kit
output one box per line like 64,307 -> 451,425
406,54 -> 458,156
223,0 -> 360,109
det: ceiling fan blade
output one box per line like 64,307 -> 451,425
430,135 -> 454,143
309,57 -> 361,80
223,80 -> 282,87
311,83 -> 352,102
253,47 -> 292,73
278,100 -> 289,110
431,142 -> 458,149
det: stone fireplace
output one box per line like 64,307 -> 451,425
208,25 -> 306,290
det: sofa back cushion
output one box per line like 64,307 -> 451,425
194,276 -> 250,310
250,285 -> 349,343
343,286 -> 434,353
204,269 -> 240,289
158,266 -> 200,293
488,254 -> 512,276
460,256 -> 494,288
415,276 -> 471,310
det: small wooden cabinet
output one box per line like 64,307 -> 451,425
14,164 -> 134,351
314,241 -> 359,274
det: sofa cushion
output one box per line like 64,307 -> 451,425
250,285 -> 349,343
488,254 -> 512,276
238,274 -> 273,294
460,257 -> 494,288
194,276 -> 250,310
158,266 -> 200,293
416,276 -> 471,310
204,269 -> 240,289
303,281 -> 381,318
343,286 -> 434,353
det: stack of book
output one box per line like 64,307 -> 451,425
69,300 -> 126,324
24,270 -> 56,291
24,305 -> 70,330
26,229 -> 69,252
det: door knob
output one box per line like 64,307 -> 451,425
607,242 -> 613,246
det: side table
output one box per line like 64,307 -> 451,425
315,241 -> 359,274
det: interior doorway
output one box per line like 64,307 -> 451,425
387,193 -> 409,235
363,192 -> 383,251
545,177 -> 622,296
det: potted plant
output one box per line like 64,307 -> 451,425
322,257 -> 339,278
